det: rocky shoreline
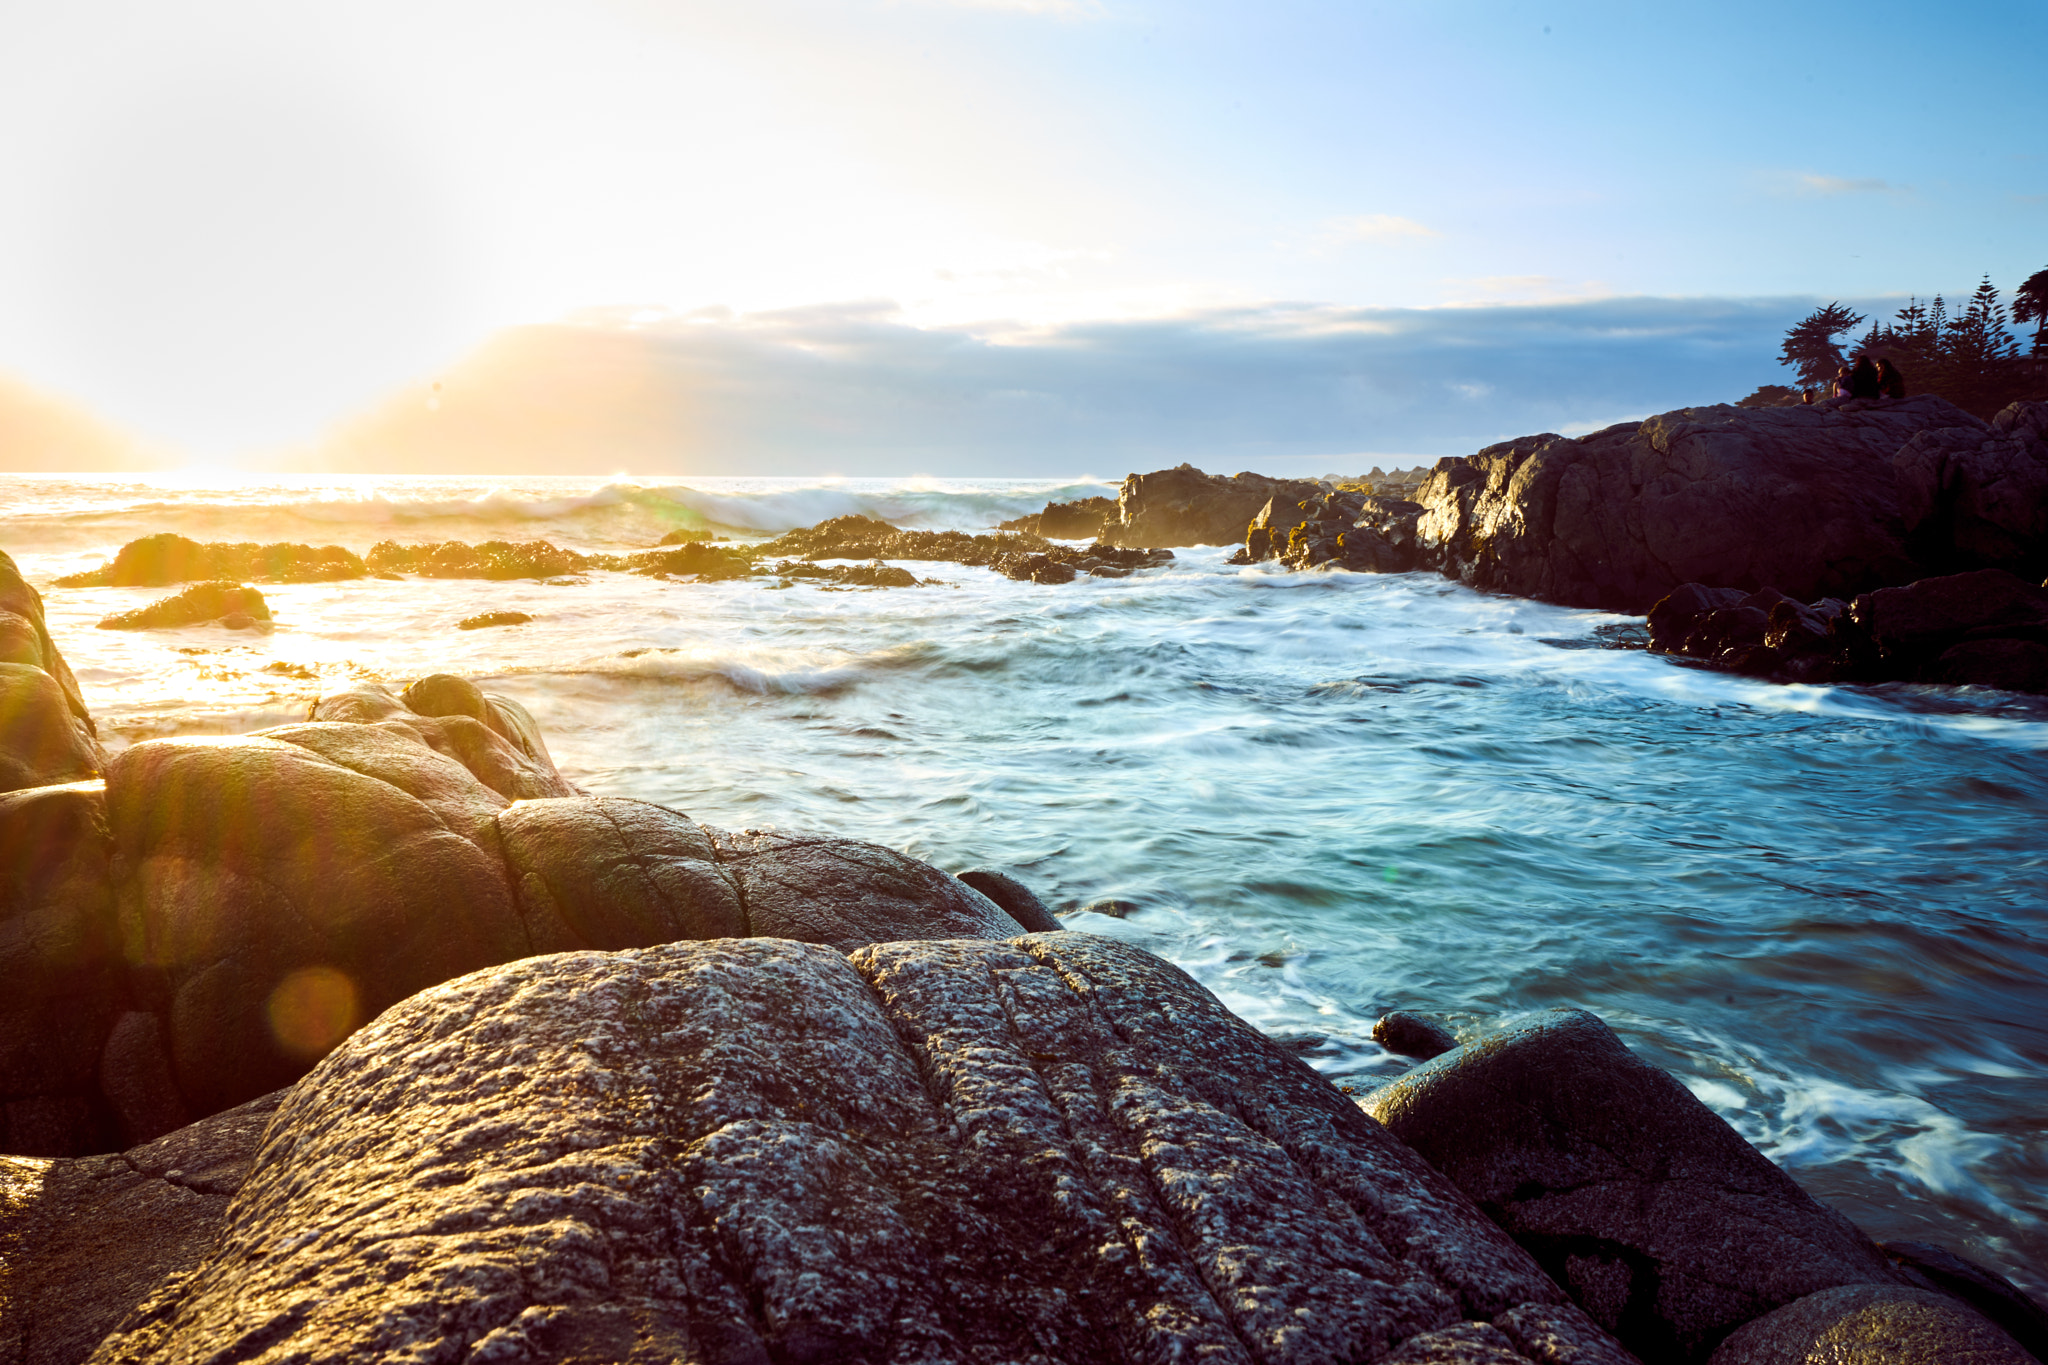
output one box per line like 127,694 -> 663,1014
7,512 -> 2048,1359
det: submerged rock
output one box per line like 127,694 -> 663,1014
1364,1007 -> 1912,1362
54,533 -> 362,587
456,609 -> 533,629
67,935 -> 1621,1365
94,580 -> 270,631
1374,1009 -> 1460,1060
365,538 -> 586,580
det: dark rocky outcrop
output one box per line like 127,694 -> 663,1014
365,537 -> 586,580
1106,464 -> 1323,547
770,558 -> 925,587
1404,397 -> 2048,613
998,494 -> 1119,539
1363,1008 -> 1913,1362
53,534 -> 362,587
1647,570 -> 2048,694
65,935 -> 1629,1365
93,581 -> 270,631
1707,1284 -> 2034,1364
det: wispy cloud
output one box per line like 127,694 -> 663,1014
1438,275 -> 1615,305
1788,172 -> 1908,197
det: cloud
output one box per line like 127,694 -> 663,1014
304,294 -> 1827,476
1790,173 -> 1906,197
1438,275 -> 1614,305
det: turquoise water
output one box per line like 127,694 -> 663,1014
8,472 -> 2044,1294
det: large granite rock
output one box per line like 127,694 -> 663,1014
710,827 -> 1029,952
497,795 -> 746,950
104,735 -> 534,1119
0,1091 -> 282,1365
1707,1284 -> 2034,1364
1237,490 -> 1427,572
1363,1008 -> 1912,1362
1108,464 -> 1323,547
76,935 -> 1634,1365
0,782 -> 124,1156
1404,397 -> 2048,613
0,552 -> 101,793
0,665 -> 101,794
312,676 -> 579,800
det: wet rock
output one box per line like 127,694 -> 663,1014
1375,1010 -> 1460,1060
1881,1241 -> 2048,1362
364,538 -> 585,580
1077,896 -> 1141,917
0,665 -> 102,793
955,867 -> 1062,932
1106,463 -> 1323,548
54,533 -> 363,587
104,735 -> 533,1121
1240,491 -> 1428,573
1363,1007 -> 1911,1362
95,580 -> 270,631
835,559 -> 921,587
709,827 -> 1028,951
496,796 -> 745,951
0,782 -> 123,1156
996,550 -> 1078,584
1707,1284 -> 2033,1364
456,609 -> 533,629
0,1090 -> 282,1365
0,609 -> 42,668
655,527 -> 728,545
77,935 -> 1618,1364
305,678 -> 409,725
621,539 -> 755,579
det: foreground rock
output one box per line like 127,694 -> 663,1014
54,533 -> 362,587
1364,1008 -> 1916,1362
68,935 -> 1632,1365
1647,569 -> 2048,694
0,1091 -> 283,1365
93,580 -> 270,631
1106,464 -> 1322,547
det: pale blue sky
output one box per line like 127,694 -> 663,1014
0,0 -> 2040,467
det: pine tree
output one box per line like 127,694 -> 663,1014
1778,303 -> 1866,389
2011,267 -> 2048,358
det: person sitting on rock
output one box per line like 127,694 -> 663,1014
1830,363 -> 1854,400
1875,357 -> 1905,400
1848,355 -> 1881,400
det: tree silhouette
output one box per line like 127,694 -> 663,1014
1778,303 -> 1865,388
2012,266 -> 2048,357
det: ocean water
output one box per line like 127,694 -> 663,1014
5,471 -> 2045,1294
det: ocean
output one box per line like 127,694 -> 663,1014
5,470 -> 2044,1293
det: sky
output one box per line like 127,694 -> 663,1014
0,0 -> 2042,473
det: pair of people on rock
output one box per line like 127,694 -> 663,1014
1818,355 -> 1905,405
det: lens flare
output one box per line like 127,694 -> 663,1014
265,965 -> 362,1060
